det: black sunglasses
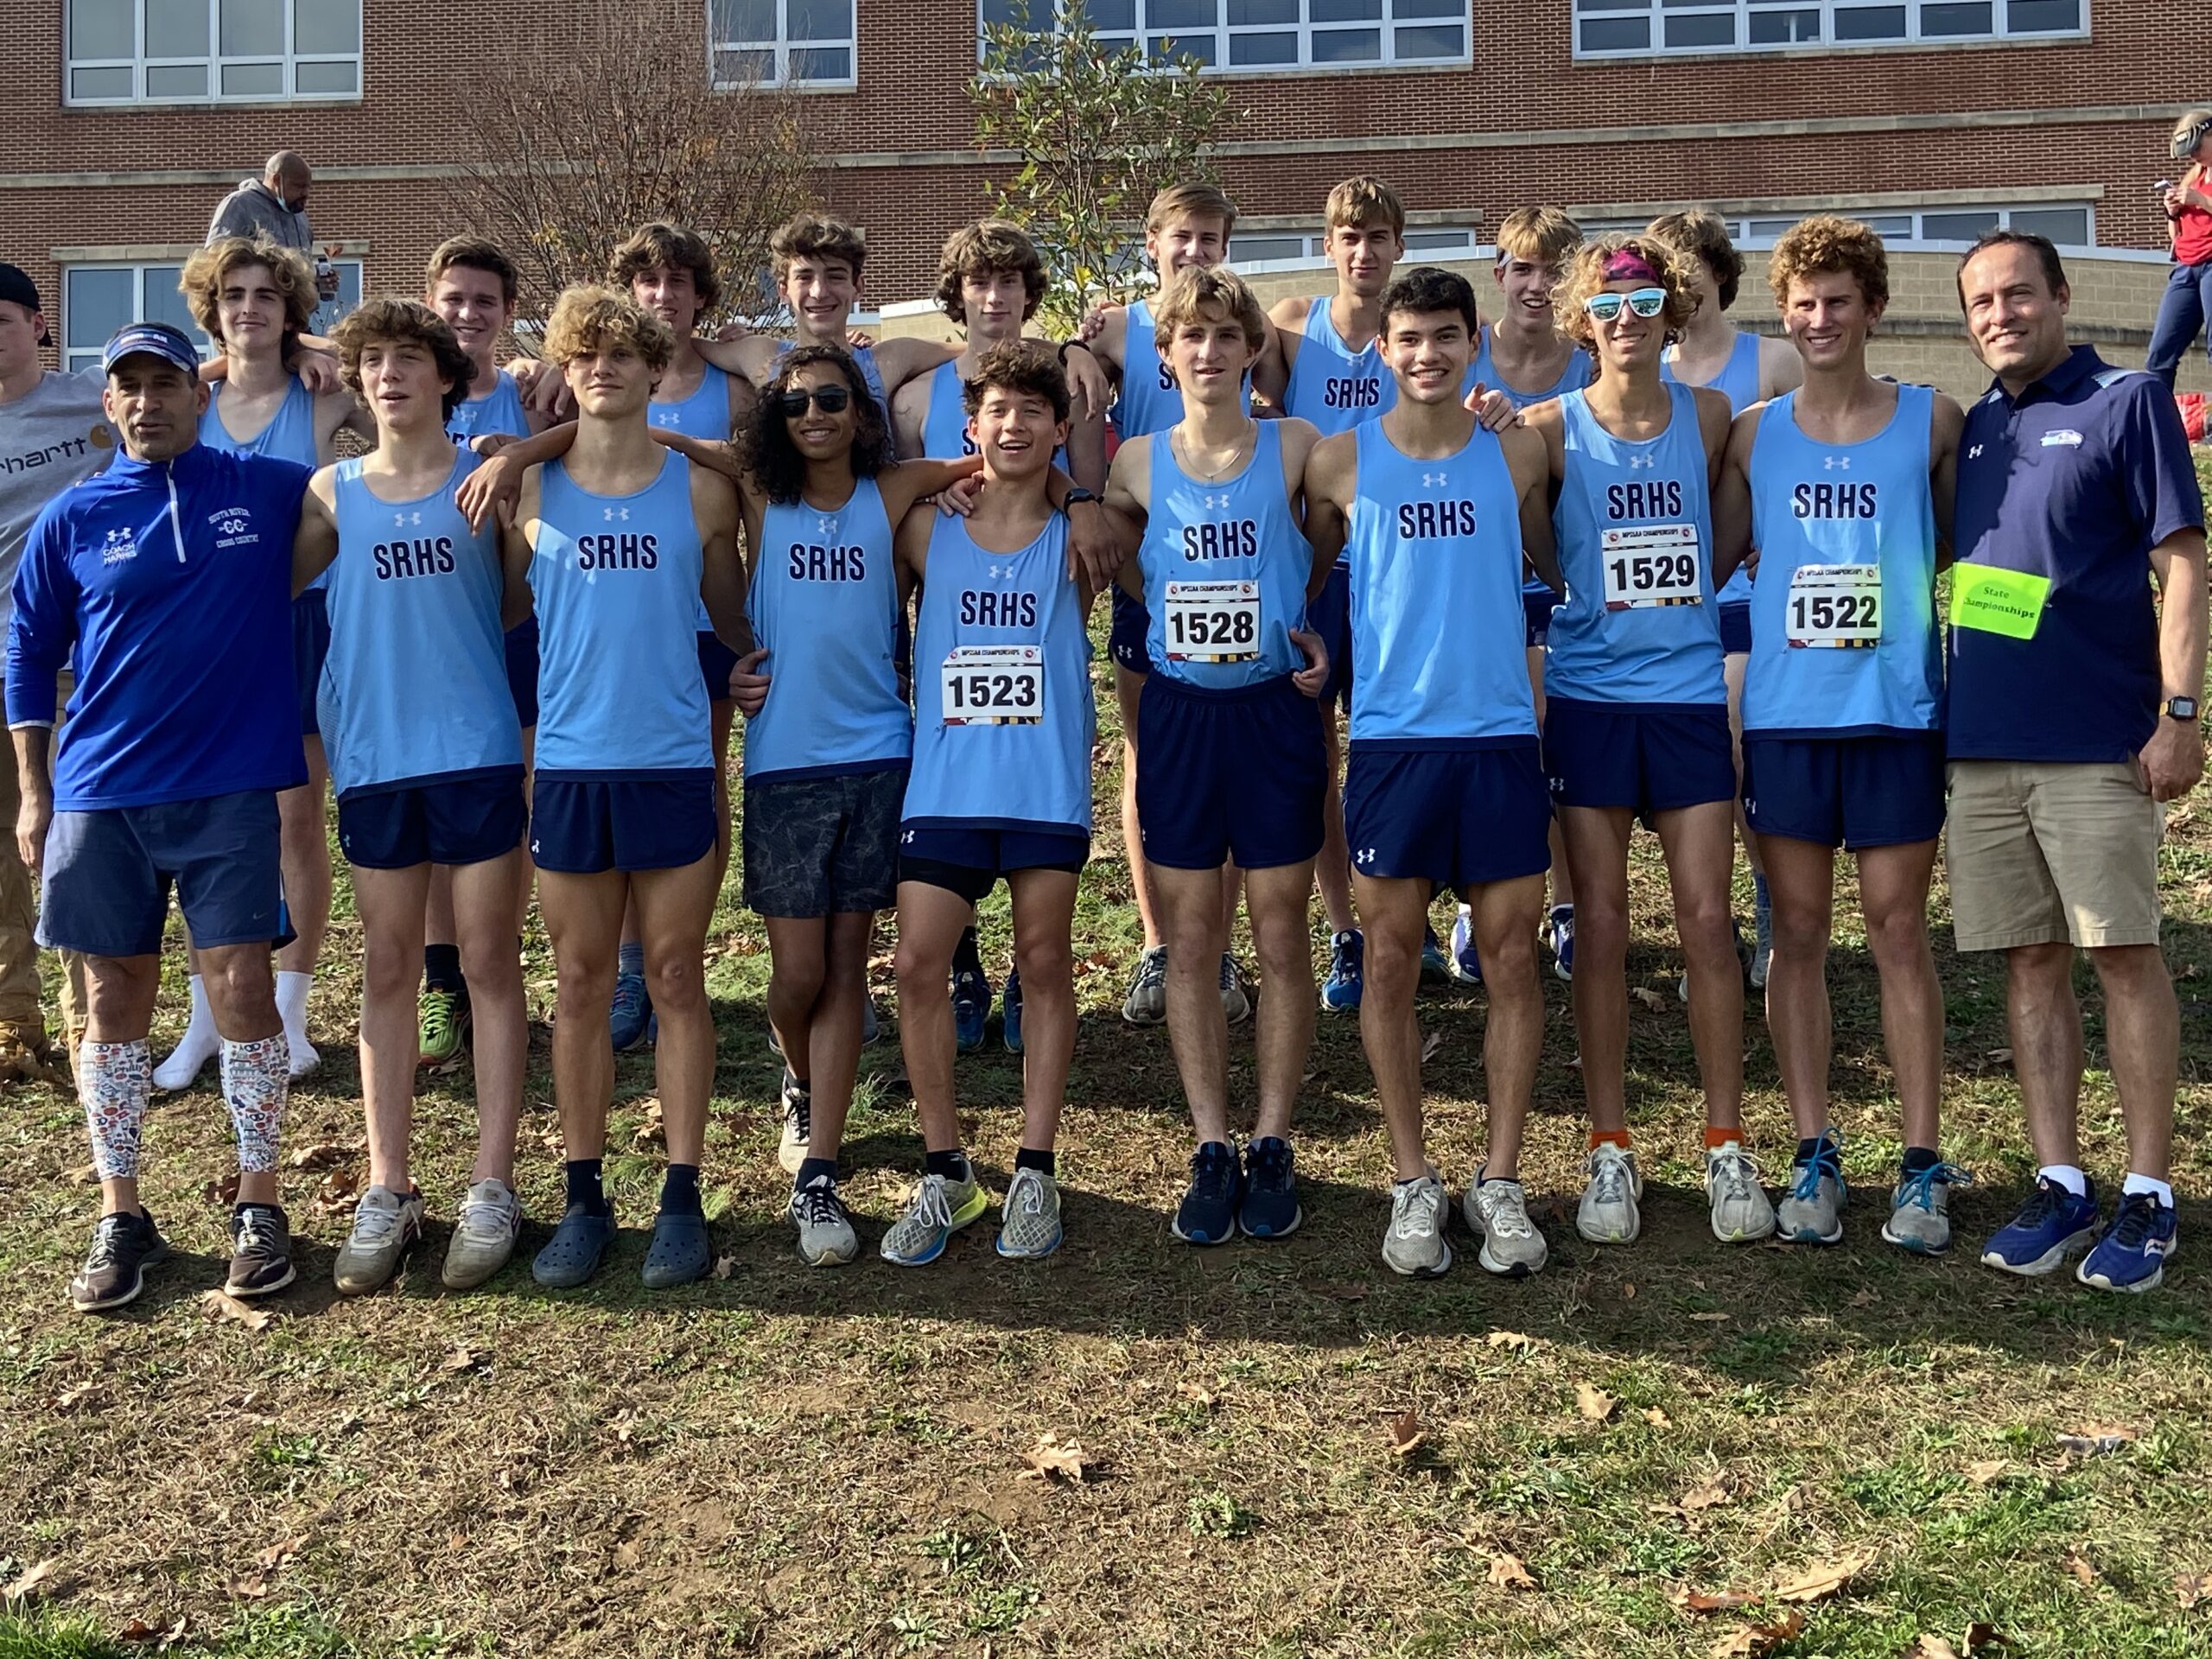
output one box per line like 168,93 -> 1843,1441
778,384 -> 851,416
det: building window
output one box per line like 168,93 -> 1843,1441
1580,202 -> 2096,250
1147,226 -> 1474,265
980,0 -> 1469,73
64,0 -> 361,104
62,260 -> 363,373
709,0 -> 857,87
1571,0 -> 2081,57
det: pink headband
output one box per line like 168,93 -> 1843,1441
1602,248 -> 1662,285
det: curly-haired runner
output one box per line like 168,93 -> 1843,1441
1520,233 -> 1770,1253
155,235 -> 371,1097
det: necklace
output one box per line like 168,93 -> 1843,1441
1172,418 -> 1255,484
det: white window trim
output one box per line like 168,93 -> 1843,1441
976,0 -> 1473,77
60,257 -> 365,374
1569,0 -> 2088,62
64,0 -> 363,106
707,0 -> 859,91
1579,200 -> 2103,252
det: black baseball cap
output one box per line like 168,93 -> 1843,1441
102,321 -> 200,377
0,264 -> 48,345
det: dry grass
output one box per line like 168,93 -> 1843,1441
3,476 -> 2210,1656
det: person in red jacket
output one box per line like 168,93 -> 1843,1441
2147,110 -> 2212,392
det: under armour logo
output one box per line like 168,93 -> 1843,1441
1967,444 -> 1985,460
901,830 -> 914,844
1627,452 -> 1656,470
816,516 -> 836,535
602,507 -> 629,522
1202,493 -> 1229,511
1421,472 -> 1446,488
393,511 -> 422,527
988,563 -> 1013,580
1823,456 -> 1851,471
1354,848 -> 1377,867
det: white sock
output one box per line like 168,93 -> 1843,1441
152,975 -> 220,1089
275,970 -> 312,1039
2037,1163 -> 2088,1198
2121,1173 -> 2175,1209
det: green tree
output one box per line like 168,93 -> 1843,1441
970,3 -> 1238,333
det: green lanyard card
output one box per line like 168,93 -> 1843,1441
1949,562 -> 2051,640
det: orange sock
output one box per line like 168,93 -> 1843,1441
1589,1129 -> 1631,1151
1704,1125 -> 1744,1149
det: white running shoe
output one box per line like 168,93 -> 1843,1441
1381,1170 -> 1452,1278
1465,1170 -> 1548,1276
1576,1143 -> 1643,1245
1704,1141 -> 1778,1243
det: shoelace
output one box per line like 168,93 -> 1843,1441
793,1179 -> 845,1226
906,1175 -> 956,1233
1007,1168 -> 1047,1217
1709,1147 -> 1763,1198
1248,1142 -> 1293,1189
423,992 -> 460,1041
349,1196 -> 403,1243
1335,934 -> 1363,975
1480,1182 -> 1533,1238
84,1214 -> 131,1269
1589,1149 -> 1630,1205
455,1188 -> 516,1240
952,969 -> 987,1004
1135,950 -> 1166,992
1895,1162 -> 1968,1213
611,977 -> 648,1016
2106,1193 -> 2162,1249
1791,1145 -> 1841,1201
1392,1178 -> 1442,1235
1217,956 -> 1239,993
1191,1147 -> 1238,1199
236,1207 -> 283,1256
783,1088 -> 811,1141
2012,1177 -> 2076,1232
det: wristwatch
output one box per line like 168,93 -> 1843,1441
2164,696 -> 2200,721
1063,486 -> 1100,508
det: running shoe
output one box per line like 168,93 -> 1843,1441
226,1202 -> 296,1298
1319,930 -> 1364,1013
1749,894 -> 1775,991
442,1178 -> 524,1289
1547,905 -> 1576,982
952,954 -> 991,1056
1002,969 -> 1024,1055
1122,945 -> 1168,1027
69,1210 -> 167,1313
1777,1133 -> 1847,1245
880,1170 -> 988,1267
1239,1136 -> 1302,1239
418,988 -> 471,1071
1980,1176 -> 2102,1276
2077,1192 -> 2176,1294
1420,925 -> 1452,985
1220,954 -> 1253,1026
790,1172 -> 860,1268
1576,1144 -> 1643,1245
1706,1141 -> 1778,1243
1882,1161 -> 1969,1255
1465,1171 -> 1548,1276
332,1184 -> 425,1295
609,969 -> 652,1052
1172,1141 -> 1243,1245
1382,1170 -> 1452,1278
1447,904 -> 1484,985
778,1071 -> 810,1176
997,1166 -> 1064,1260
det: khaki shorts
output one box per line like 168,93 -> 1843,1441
1944,760 -> 2164,952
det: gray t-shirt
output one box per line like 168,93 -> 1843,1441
0,369 -> 113,625
206,180 -> 313,251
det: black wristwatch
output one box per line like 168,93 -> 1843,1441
1062,486 -> 1100,508
2164,696 -> 2201,721
1058,339 -> 1095,364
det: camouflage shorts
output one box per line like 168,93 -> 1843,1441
741,766 -> 907,918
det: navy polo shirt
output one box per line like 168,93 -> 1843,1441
1948,346 -> 2203,764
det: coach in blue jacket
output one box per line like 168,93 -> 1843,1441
6,321 -> 310,1314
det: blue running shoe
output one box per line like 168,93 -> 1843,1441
1777,1133 -> 1846,1245
1420,924 -> 1452,985
952,967 -> 989,1054
1172,1141 -> 1243,1245
1239,1137 -> 1301,1239
1980,1175 -> 2102,1276
1320,930 -> 1364,1013
1548,905 -> 1575,982
1446,905 -> 1484,985
2077,1192 -> 2177,1294
608,971 -> 652,1052
1002,969 -> 1024,1055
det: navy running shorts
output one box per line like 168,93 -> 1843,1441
336,771 -> 529,871
697,629 -> 740,705
899,823 -> 1089,904
1136,672 -> 1327,871
1109,585 -> 1151,676
1718,598 -> 1753,657
294,588 -> 333,740
39,790 -> 283,957
1342,742 -> 1551,890
741,765 -> 906,917
505,615 -> 541,730
1522,582 -> 1562,650
1306,561 -> 1354,709
1543,696 -> 1736,817
1743,730 -> 1946,850
531,772 -> 717,874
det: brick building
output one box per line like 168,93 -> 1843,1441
3,0 -> 2202,390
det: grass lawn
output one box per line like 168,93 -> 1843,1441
1,460 -> 2208,1659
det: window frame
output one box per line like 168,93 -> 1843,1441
1575,201 -> 2100,252
61,257 -> 365,374
707,0 -> 860,91
1568,0 -> 2087,60
976,0 -> 1473,77
63,0 -> 364,106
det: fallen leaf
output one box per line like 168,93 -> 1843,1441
1708,1611 -> 1803,1657
1903,1639 -> 1961,1659
1960,1624 -> 2005,1652
1420,1028 -> 1443,1062
64,1161 -> 98,1183
1018,1432 -> 1096,1484
1176,1381 -> 1217,1408
223,1574 -> 269,1600
1643,1407 -> 1673,1427
2063,1548 -> 2097,1588
201,1172 -> 241,1206
116,1616 -> 188,1645
1621,1281 -> 1637,1300
1689,1310 -> 1732,1323
1965,1459 -> 2009,1486
3,1559 -> 58,1601
1847,1287 -> 1880,1308
1772,1548 -> 1875,1603
54,1381 -> 104,1412
313,1170 -> 360,1213
1575,1382 -> 1617,1422
286,1143 -> 350,1170
447,1532 -> 468,1550
712,1254 -> 735,1281
2178,1571 -> 2209,1611
1485,1330 -> 1537,1351
1680,1471 -> 1732,1511
1385,1409 -> 1425,1459
439,1344 -> 481,1373
254,1536 -> 304,1572
1672,1586 -> 1758,1617
1630,986 -> 1668,1012
1487,1551 -> 1538,1590
613,1541 -> 641,1570
631,1098 -> 664,1150
199,1289 -> 275,1332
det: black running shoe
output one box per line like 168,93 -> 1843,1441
70,1209 -> 168,1313
226,1202 -> 297,1298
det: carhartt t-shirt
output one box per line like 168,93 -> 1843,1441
0,369 -> 113,626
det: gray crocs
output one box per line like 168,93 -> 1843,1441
640,1208 -> 711,1288
531,1205 -> 615,1288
